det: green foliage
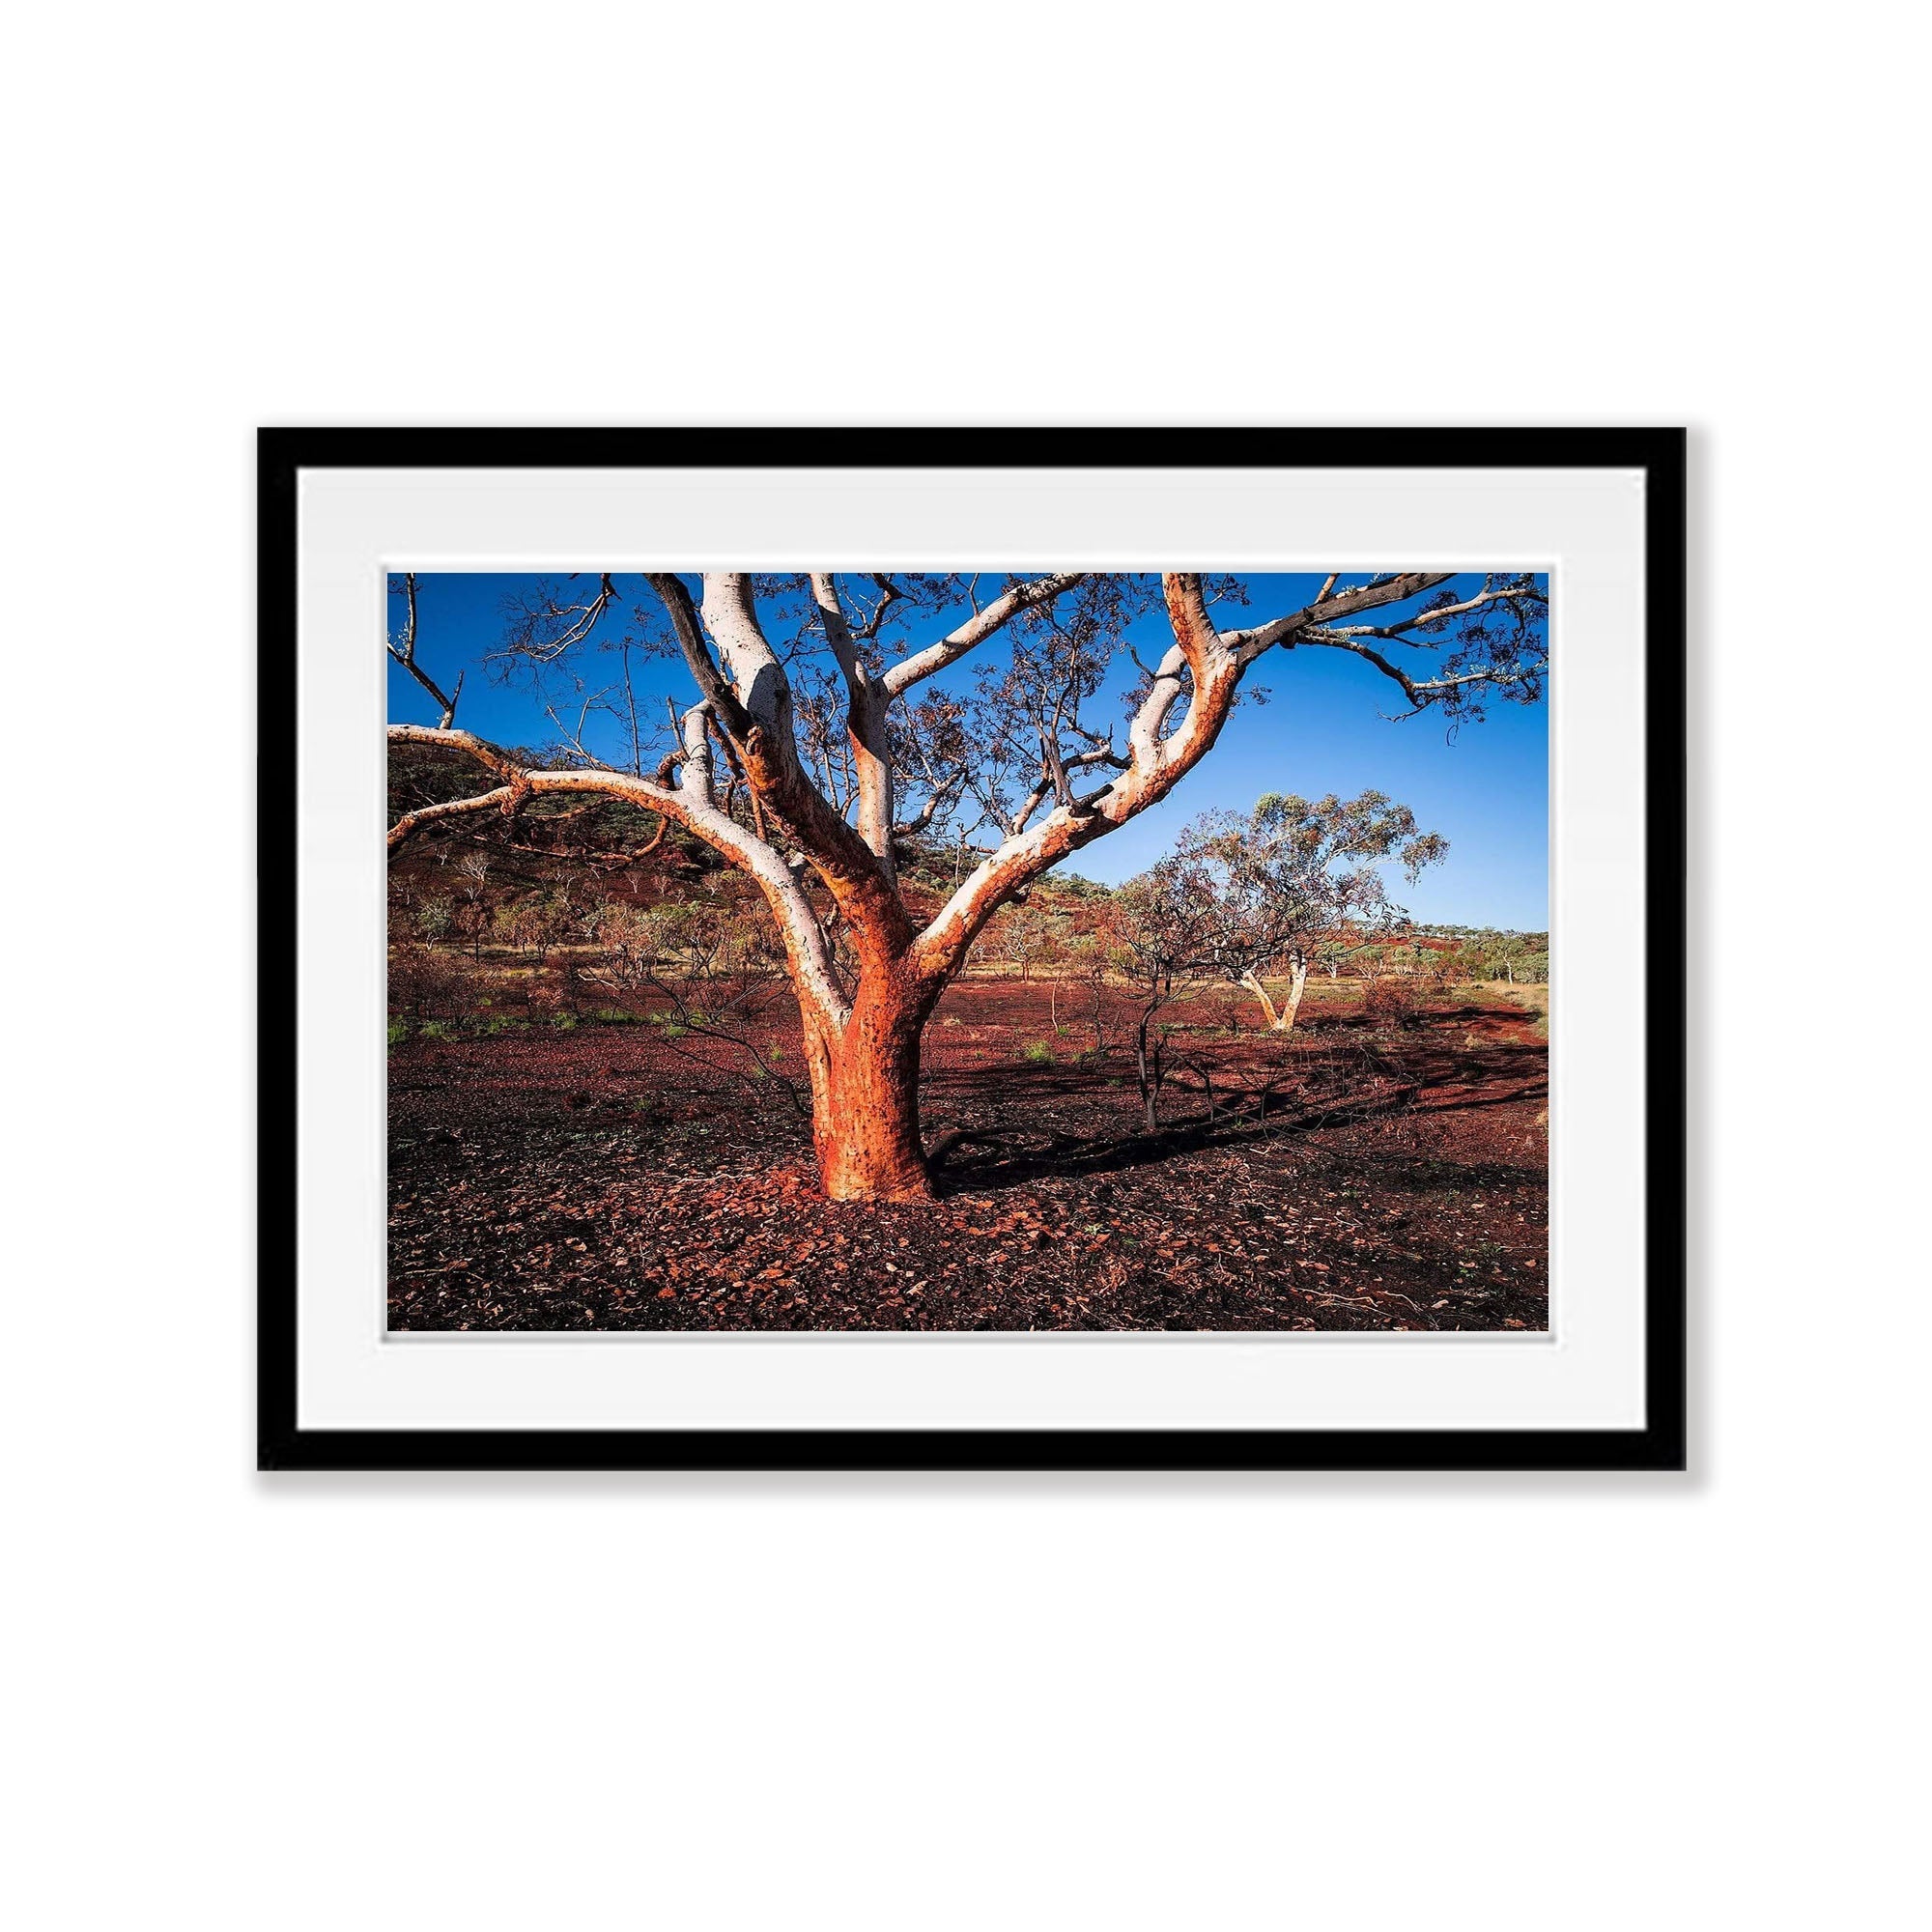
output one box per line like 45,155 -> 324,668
1018,1040 -> 1055,1064
1176,790 -> 1450,990
412,897 -> 453,942
1435,927 -> 1550,984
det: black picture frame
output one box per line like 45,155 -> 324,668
259,427 -> 1686,1473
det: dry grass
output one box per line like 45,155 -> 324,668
1491,980 -> 1549,1012
1482,981 -> 1550,1038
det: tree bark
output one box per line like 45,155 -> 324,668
1280,953 -> 1310,1032
1239,971 -> 1284,1029
803,977 -> 937,1203
1240,954 -> 1310,1034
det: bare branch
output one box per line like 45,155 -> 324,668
810,573 -> 897,880
497,575 -> 618,662
851,573 -> 904,639
1223,573 -> 1456,667
644,574 -> 754,738
892,775 -> 965,840
1316,582 -> 1543,643
1007,742 -> 1128,838
666,577 -> 912,937
809,574 -> 867,704
882,572 -> 1088,697
1291,634 -> 1541,715
386,786 -> 518,850
386,574 -> 464,729
703,573 -> 794,737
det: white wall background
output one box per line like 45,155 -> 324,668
5,5 -> 1922,1928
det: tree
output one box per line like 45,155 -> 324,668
1108,860 -> 1217,1130
1489,929 -> 1548,986
387,571 -> 1546,1201
1178,791 -> 1449,1035
496,891 -> 576,967
450,849 -> 492,960
985,896 -> 1070,986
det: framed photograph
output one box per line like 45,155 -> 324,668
259,427 -> 1685,1471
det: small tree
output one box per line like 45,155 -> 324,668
448,895 -> 489,962
412,895 -> 453,946
1067,931 -> 1114,1057
497,891 -> 574,967
1037,913 -> 1077,1026
450,849 -> 493,960
1178,791 -> 1448,1036
592,902 -> 663,989
1110,860 -> 1213,1130
1492,929 -> 1547,985
984,896 -> 1069,985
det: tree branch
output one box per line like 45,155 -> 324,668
386,724 -> 848,1025
1223,573 -> 1456,668
386,573 -> 464,729
645,574 -> 904,937
911,575 -> 1239,983
1291,633 -> 1539,713
1317,582 -> 1542,642
703,573 -> 794,737
386,786 -> 518,850
644,574 -> 754,738
882,573 -> 1088,697
810,573 -> 896,881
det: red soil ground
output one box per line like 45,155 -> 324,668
387,976 -> 1548,1332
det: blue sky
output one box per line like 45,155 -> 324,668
389,573 -> 1549,930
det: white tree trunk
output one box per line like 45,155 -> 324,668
1240,954 -> 1310,1034
1279,953 -> 1309,1032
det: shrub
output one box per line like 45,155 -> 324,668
1360,976 -> 1414,1026
411,896 -> 453,943
498,891 -> 576,965
1019,1040 -> 1055,1064
389,944 -> 467,1024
